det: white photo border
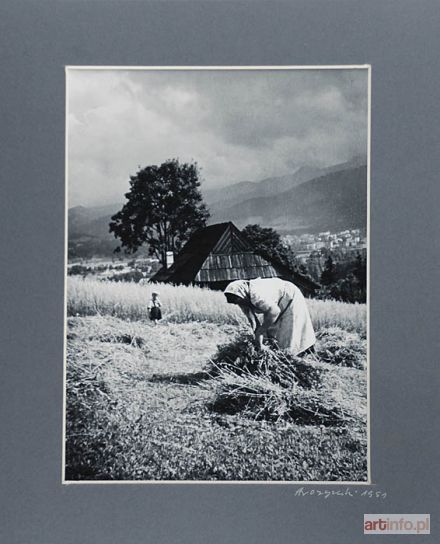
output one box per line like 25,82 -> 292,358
63,64 -> 372,485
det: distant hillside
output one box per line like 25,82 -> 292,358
68,204 -> 122,258
203,156 -> 366,210
210,165 -> 367,234
69,204 -> 121,237
204,180 -> 258,207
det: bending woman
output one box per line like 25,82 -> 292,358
224,277 -> 316,356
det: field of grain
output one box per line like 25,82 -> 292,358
67,276 -> 367,333
65,277 -> 368,481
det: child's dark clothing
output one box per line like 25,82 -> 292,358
148,298 -> 162,321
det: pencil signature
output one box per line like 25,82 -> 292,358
294,487 -> 387,500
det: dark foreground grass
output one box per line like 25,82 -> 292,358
65,316 -> 367,481
66,398 -> 366,480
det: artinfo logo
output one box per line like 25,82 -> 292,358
364,514 -> 430,534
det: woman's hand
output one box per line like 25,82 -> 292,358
254,304 -> 280,348
254,326 -> 266,351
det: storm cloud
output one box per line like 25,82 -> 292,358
68,68 -> 368,207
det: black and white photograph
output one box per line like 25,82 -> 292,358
65,66 -> 369,482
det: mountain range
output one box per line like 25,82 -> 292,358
68,204 -> 122,258
204,156 -> 365,208
68,158 -> 367,258
208,162 -> 367,233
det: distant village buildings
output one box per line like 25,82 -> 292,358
284,229 -> 366,264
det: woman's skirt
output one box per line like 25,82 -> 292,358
267,286 -> 316,355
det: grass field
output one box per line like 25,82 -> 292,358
67,276 -> 367,333
65,277 -> 368,481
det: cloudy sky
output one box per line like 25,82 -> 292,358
67,68 -> 368,207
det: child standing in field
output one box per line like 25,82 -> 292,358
148,290 -> 162,325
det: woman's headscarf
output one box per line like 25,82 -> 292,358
224,280 -> 250,301
224,280 -> 259,330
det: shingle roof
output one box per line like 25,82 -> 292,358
196,253 -> 281,282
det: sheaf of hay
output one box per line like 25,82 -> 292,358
203,334 -> 366,426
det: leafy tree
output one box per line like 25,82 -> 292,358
320,255 -> 336,286
354,253 -> 367,290
317,252 -> 366,303
298,263 -> 308,275
242,224 -> 299,273
305,251 -> 323,281
109,159 -> 209,267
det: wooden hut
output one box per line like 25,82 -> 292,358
150,222 -> 319,295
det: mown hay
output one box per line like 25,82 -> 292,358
204,334 -> 366,426
208,334 -> 322,389
315,327 -> 367,369
65,316 -> 367,481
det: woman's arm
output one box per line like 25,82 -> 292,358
240,306 -> 259,331
254,304 -> 280,350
